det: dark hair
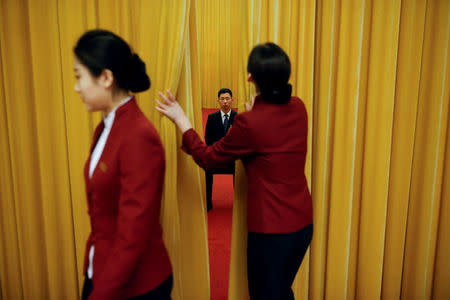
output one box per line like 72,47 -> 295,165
247,42 -> 292,104
218,88 -> 232,98
74,29 -> 150,93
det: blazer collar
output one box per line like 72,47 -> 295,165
102,96 -> 131,131
85,96 -> 137,184
113,96 -> 136,119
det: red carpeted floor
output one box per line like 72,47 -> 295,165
202,109 -> 234,300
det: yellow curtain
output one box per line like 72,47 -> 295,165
133,1 -> 209,298
0,0 -> 209,299
310,0 -> 449,299
1,0 -> 449,299
196,0 -> 242,108
226,0 -> 450,299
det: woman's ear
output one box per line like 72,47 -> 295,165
98,69 -> 114,89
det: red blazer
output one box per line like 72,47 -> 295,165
183,95 -> 313,233
83,98 -> 172,300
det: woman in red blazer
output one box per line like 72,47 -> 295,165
157,43 -> 313,299
73,30 -> 172,300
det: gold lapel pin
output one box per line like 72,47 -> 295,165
99,162 -> 107,172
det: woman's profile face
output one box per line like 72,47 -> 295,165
73,57 -> 110,112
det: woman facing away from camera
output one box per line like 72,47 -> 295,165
157,43 -> 313,299
73,29 -> 172,300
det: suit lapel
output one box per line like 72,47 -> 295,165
216,111 -> 225,132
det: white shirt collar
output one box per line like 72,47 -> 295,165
220,109 -> 231,119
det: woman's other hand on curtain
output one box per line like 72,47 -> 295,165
244,95 -> 255,111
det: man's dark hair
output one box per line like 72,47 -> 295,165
218,88 -> 232,98
247,42 -> 292,104
74,29 -> 150,93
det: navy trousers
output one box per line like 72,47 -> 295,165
247,224 -> 313,300
81,274 -> 173,300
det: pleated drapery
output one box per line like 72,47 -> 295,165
0,1 -> 209,299
1,0 -> 449,299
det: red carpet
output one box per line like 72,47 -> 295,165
202,109 -> 234,300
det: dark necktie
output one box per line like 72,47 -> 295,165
223,114 -> 229,134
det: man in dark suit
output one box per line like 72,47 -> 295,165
204,88 -> 237,211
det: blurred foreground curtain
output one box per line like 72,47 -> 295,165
0,0 -> 449,299
0,0 -> 209,299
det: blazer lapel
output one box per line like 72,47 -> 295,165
87,98 -> 136,182
91,122 -> 105,153
85,121 -> 105,183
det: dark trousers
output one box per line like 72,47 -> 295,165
205,166 -> 235,211
81,274 -> 173,300
247,224 -> 313,300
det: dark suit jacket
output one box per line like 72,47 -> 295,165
204,109 -> 237,146
204,110 -> 237,171
183,96 -> 313,233
83,98 -> 172,300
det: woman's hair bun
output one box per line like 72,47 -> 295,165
126,54 -> 151,92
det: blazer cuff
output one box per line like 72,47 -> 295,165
181,128 -> 197,154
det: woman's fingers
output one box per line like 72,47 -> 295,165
155,100 -> 168,113
158,90 -> 178,106
166,90 -> 176,103
157,91 -> 172,105
156,90 -> 185,122
245,95 -> 256,111
155,106 -> 166,114
155,89 -> 192,132
244,96 -> 255,111
155,99 -> 168,110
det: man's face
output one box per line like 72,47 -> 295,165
218,92 -> 233,113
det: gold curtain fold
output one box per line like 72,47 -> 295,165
313,0 -> 449,299
0,2 -> 27,299
401,0 -> 449,298
172,0 -> 210,297
196,0 -> 242,108
0,0 -> 209,299
1,0 -> 449,299
133,1 -> 209,298
0,0 -> 79,298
